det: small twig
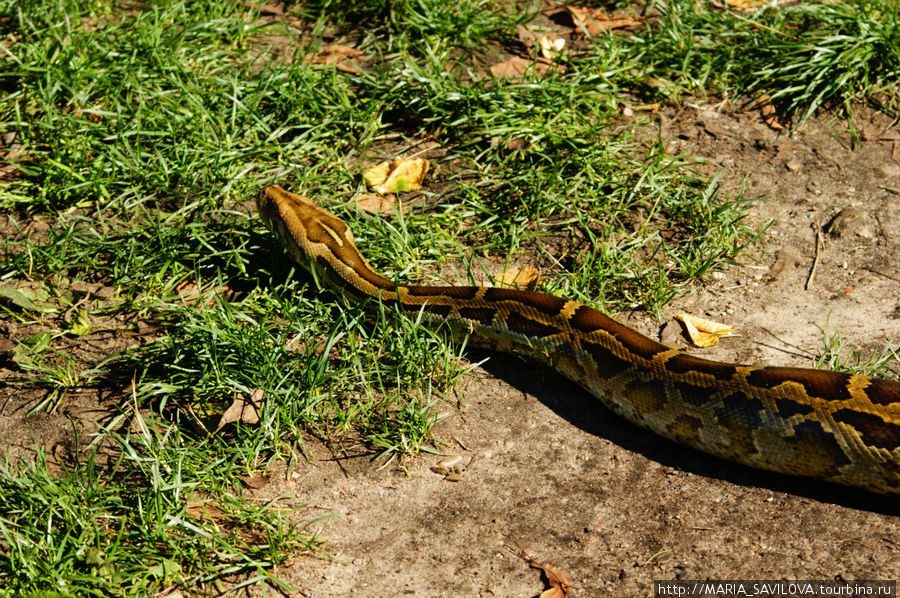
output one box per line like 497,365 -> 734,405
805,223 -> 822,291
879,186 -> 900,196
828,155 -> 846,177
864,266 -> 900,284
875,115 -> 900,140
453,435 -> 470,451
643,548 -> 672,565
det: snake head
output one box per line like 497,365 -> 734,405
257,184 -> 391,296
258,184 -> 353,276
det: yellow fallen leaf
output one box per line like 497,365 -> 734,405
539,36 -> 566,60
725,0 -> 766,8
676,314 -> 733,348
363,157 -> 429,194
497,266 -> 540,290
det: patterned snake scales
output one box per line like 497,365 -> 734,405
258,184 -> 900,495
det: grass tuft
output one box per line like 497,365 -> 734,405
817,318 -> 900,380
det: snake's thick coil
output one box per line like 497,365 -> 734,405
258,184 -> 900,495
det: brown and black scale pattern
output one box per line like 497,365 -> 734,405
259,185 -> 900,495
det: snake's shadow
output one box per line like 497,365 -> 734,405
470,350 -> 900,516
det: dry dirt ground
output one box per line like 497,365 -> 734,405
3,72 -> 900,598
252,103 -> 900,597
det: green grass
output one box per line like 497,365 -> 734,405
617,0 -> 900,125
0,0 -> 898,593
0,438 -> 316,596
816,317 -> 900,380
11,330 -> 108,413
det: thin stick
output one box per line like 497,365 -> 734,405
805,224 -> 822,290
864,266 -> 900,284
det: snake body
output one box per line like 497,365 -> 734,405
258,184 -> 900,495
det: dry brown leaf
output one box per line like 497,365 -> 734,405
136,320 -> 162,335
489,56 -> 554,80
659,320 -> 684,347
363,157 -> 429,194
175,277 -> 203,304
129,374 -> 151,442
759,97 -> 785,130
70,281 -> 102,294
0,162 -> 17,180
72,104 -> 104,123
517,26 -> 567,60
517,24 -> 538,48
536,560 -> 570,597
286,335 -> 330,356
254,2 -> 286,16
310,44 -> 364,74
515,541 -> 571,597
497,266 -> 540,290
676,314 -> 733,348
175,277 -> 241,306
766,245 -> 802,284
0,150 -> 26,181
186,501 -> 228,526
238,473 -> 271,489
214,388 -> 263,432
354,193 -> 407,216
506,138 -> 531,151
567,6 -> 642,36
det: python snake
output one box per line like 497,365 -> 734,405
258,184 -> 900,495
